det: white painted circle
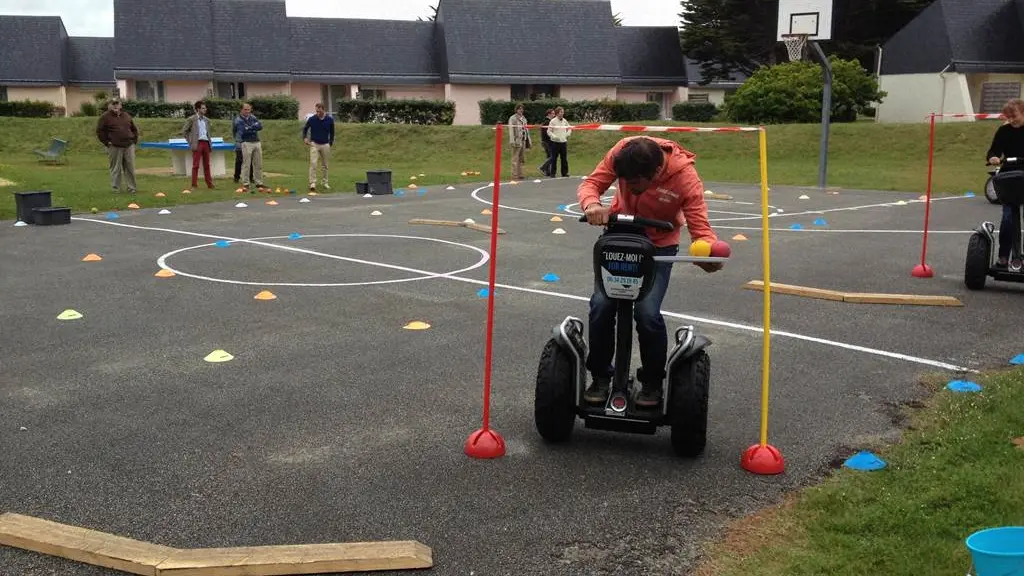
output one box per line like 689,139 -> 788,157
156,233 -> 490,287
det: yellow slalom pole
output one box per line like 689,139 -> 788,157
758,127 -> 771,448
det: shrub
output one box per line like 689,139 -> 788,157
672,102 -> 720,122
120,95 -> 300,120
478,98 -> 660,125
333,99 -> 455,125
0,100 -> 59,118
723,57 -> 886,124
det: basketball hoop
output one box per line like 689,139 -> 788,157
782,34 -> 807,62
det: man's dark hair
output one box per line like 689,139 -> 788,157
194,100 -> 205,110
613,137 -> 664,180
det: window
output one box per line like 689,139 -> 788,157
0,86 -> 7,102
321,85 -> 349,112
216,82 -> 246,99
358,88 -> 386,100
134,80 -> 165,102
511,84 -> 560,101
687,92 -> 710,104
980,82 -> 1021,114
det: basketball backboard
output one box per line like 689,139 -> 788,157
777,0 -> 833,41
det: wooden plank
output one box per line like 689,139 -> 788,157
842,293 -> 964,307
464,222 -> 506,235
407,218 -> 464,228
155,541 -> 433,575
704,192 -> 734,200
0,512 -> 174,576
742,280 -> 846,302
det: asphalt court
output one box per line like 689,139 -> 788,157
1,176 -> 1020,575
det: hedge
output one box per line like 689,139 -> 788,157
0,100 -> 65,118
333,98 -> 455,125
672,102 -> 720,122
119,95 -> 300,120
479,98 -> 660,125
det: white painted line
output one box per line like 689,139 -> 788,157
157,233 -> 491,287
71,215 -> 975,373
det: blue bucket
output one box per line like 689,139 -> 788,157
966,527 -> 1024,576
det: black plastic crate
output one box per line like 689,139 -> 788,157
32,206 -> 71,226
366,170 -> 393,195
13,190 -> 52,223
356,182 -> 369,195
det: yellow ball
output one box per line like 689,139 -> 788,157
90,207 -> 98,214
689,240 -> 712,257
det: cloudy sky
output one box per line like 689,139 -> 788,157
0,0 -> 683,36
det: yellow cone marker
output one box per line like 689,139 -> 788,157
82,253 -> 102,262
308,192 -> 318,196
403,321 -> 431,330
550,216 -> 563,222
408,184 -> 418,189
57,309 -> 83,320
254,290 -> 277,300
204,350 -> 234,363
182,189 -> 191,194
266,200 -> 278,206
732,234 -> 748,241
155,192 -> 166,198
481,209 -> 492,215
155,269 -> 175,278
127,203 -> 140,209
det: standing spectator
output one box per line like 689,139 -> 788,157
233,102 -> 265,192
302,102 -> 335,192
95,98 -> 139,194
548,106 -> 572,177
538,108 -> 555,177
508,103 -> 531,180
181,100 -> 215,189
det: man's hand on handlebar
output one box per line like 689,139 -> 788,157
583,203 -> 610,226
989,156 -> 1001,166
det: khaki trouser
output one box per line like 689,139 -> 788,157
308,143 -> 331,187
510,145 -> 526,179
108,144 -> 136,192
241,141 -> 263,187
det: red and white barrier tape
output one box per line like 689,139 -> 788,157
494,123 -> 762,132
928,113 -> 1005,120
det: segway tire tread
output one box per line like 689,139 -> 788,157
985,175 -> 1000,204
964,233 -> 989,290
534,339 -> 577,442
669,350 -> 710,458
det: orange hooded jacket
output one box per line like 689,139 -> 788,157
576,136 -> 717,248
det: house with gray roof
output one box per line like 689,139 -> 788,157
0,15 -> 114,115
1,0 -> 723,123
875,0 -> 1024,123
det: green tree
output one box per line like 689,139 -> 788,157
722,57 -> 887,124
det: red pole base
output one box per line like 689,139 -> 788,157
741,443 -> 785,475
464,427 -> 506,459
911,264 -> 934,278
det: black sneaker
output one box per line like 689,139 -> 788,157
584,377 -> 610,405
635,385 -> 663,409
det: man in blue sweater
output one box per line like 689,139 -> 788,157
303,102 -> 335,192
233,102 -> 265,192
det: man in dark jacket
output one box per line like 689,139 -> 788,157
538,109 -> 555,177
95,98 -> 139,193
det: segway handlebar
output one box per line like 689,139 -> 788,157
577,213 -> 674,231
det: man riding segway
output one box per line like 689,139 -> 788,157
578,136 -> 723,409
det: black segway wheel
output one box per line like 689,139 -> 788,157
964,232 -> 990,290
534,339 -> 577,442
668,350 -> 711,458
985,176 -> 1000,204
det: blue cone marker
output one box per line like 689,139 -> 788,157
106,212 -> 119,220
790,223 -> 804,230
214,240 -> 230,248
396,190 -> 405,197
557,204 -> 567,211
843,451 -> 887,471
1010,353 -> 1024,365
946,380 -> 982,393
964,191 -> 975,198
814,218 -> 828,226
477,288 -> 491,298
288,233 -> 302,240
542,273 -> 560,282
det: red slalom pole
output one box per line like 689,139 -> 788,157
464,122 -> 507,459
912,112 -> 936,278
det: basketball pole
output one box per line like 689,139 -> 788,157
808,40 -> 833,190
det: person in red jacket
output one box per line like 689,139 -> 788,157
578,135 -> 722,408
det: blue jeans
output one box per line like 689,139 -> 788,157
998,204 -> 1019,260
586,244 -> 678,387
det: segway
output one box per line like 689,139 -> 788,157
965,157 -> 1024,289
533,213 -> 727,457
985,164 -> 1001,204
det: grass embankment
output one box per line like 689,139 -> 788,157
696,366 -> 1024,576
0,116 -> 1001,219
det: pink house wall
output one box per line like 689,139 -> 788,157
370,85 -> 445,100
246,82 -> 290,97
559,85 -> 617,101
291,82 -> 324,117
446,84 -> 510,125
164,80 -> 211,103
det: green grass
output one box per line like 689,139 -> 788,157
0,116 -> 1002,219
694,366 -> 1024,576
